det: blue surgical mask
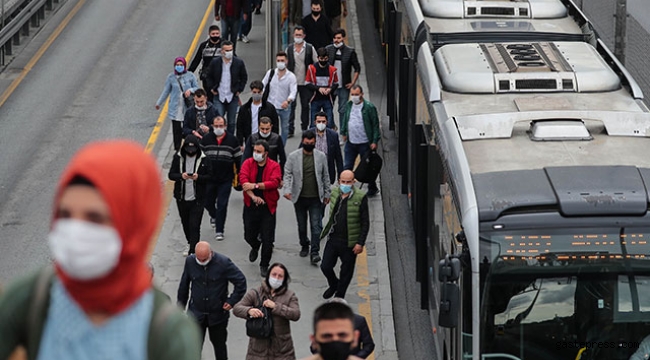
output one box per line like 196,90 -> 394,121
340,184 -> 352,194
175,65 -> 185,73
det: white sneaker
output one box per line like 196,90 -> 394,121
241,35 -> 250,43
215,233 -> 225,241
182,250 -> 189,256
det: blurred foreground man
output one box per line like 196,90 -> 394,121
0,140 -> 201,360
302,302 -> 361,360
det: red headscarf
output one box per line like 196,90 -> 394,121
52,140 -> 162,315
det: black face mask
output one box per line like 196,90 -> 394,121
312,10 -> 320,16
317,341 -> 353,360
210,36 -> 220,43
303,143 -> 315,152
319,60 -> 329,67
185,147 -> 197,156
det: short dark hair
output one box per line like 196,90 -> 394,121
276,51 -> 288,59
294,25 -> 305,34
194,88 -> 207,98
302,130 -> 316,141
313,302 -> 355,333
317,47 -> 328,58
311,0 -> 322,6
209,25 -> 220,32
259,116 -> 272,125
250,80 -> 264,91
315,111 -> 328,121
334,28 -> 346,38
351,84 -> 363,93
265,262 -> 291,291
254,139 -> 269,152
213,116 -> 225,125
221,40 -> 234,48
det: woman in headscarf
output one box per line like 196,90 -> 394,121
155,56 -> 200,151
0,140 -> 201,360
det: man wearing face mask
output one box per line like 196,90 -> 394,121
340,85 -> 380,196
284,131 -> 331,264
169,135 -> 212,255
262,51 -> 298,144
319,170 -> 369,299
308,111 -> 343,184
183,89 -> 218,139
242,117 -> 287,174
189,25 -> 222,103
286,26 -> 318,135
302,302 -> 361,360
201,116 -> 242,241
306,47 -> 338,129
302,0 -> 334,51
208,40 -> 249,135
178,241 -> 247,360
237,80 -> 279,146
326,28 -> 360,128
240,140 -> 283,277
0,140 -> 202,360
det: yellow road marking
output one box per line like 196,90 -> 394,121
0,0 -> 87,108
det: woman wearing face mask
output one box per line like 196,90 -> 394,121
234,263 -> 301,360
0,140 -> 201,360
156,56 -> 200,151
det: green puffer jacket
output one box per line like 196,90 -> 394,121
0,267 -> 202,360
321,186 -> 367,247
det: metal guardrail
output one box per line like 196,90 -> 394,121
0,0 -> 66,64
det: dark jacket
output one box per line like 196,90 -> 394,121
309,314 -> 375,358
233,282 -> 301,360
215,0 -> 250,18
188,39 -> 222,81
301,14 -> 334,51
341,99 -> 381,145
183,103 -> 219,137
302,128 -> 343,184
242,132 -> 286,173
236,98 -> 280,145
326,44 -> 361,86
168,149 -> 212,202
200,130 -> 242,182
324,0 -> 343,19
208,56 -> 248,97
286,42 -> 316,73
177,252 -> 247,326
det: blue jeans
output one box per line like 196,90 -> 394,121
238,10 -> 252,37
204,181 -> 233,233
276,107 -> 291,145
294,197 -> 323,255
214,96 -> 239,135
221,16 -> 241,51
310,98 -> 334,129
344,141 -> 378,191
334,87 -> 350,128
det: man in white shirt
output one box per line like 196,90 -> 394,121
208,40 -> 249,134
262,51 -> 298,145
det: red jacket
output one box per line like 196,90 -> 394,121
305,64 -> 338,102
239,157 -> 282,214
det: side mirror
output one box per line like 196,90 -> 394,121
439,257 -> 461,282
439,282 -> 459,328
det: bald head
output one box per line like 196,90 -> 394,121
195,241 -> 212,262
339,170 -> 355,183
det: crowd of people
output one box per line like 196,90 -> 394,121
0,0 -> 381,359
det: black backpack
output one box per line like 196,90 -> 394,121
354,150 -> 383,183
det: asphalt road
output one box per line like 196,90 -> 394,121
0,0 -> 211,284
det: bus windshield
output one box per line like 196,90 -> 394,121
480,227 -> 650,360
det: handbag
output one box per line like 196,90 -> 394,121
175,76 -> 194,108
245,289 -> 274,338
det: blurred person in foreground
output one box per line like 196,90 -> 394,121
0,140 -> 201,360
301,302 -> 361,360
234,262 -> 301,359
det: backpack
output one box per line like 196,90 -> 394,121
354,150 -> 383,184
262,69 -> 275,104
25,267 -> 178,360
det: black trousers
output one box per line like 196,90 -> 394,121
320,238 -> 358,298
172,120 -> 183,151
290,85 -> 315,132
176,199 -> 203,254
243,204 -> 276,267
199,318 -> 229,360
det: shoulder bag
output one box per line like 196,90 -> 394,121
245,289 -> 274,338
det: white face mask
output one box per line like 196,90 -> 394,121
351,95 -> 361,105
253,152 -> 265,162
316,123 -> 327,131
268,276 -> 283,289
224,50 -> 234,59
196,255 -> 211,266
195,104 -> 207,111
214,127 -> 225,136
259,131 -> 271,138
48,219 -> 122,280
294,37 -> 304,44
333,41 -> 343,48
276,62 -> 286,71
